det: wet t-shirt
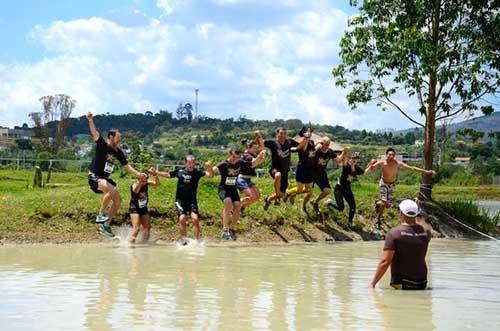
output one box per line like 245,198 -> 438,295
264,139 -> 299,171
169,168 -> 205,201
296,140 -> 316,168
90,136 -> 128,178
217,160 -> 246,190
240,152 -> 257,176
384,224 -> 432,284
314,148 -> 336,171
130,183 -> 149,209
339,164 -> 364,186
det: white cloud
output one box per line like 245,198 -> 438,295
0,2 -> 423,130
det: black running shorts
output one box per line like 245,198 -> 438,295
175,200 -> 199,216
269,168 -> 289,193
88,173 -> 117,194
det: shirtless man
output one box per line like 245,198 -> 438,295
364,148 -> 435,229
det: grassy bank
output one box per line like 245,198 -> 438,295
1,170 -> 499,243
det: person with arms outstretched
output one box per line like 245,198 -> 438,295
365,147 -> 435,229
86,112 -> 146,238
151,155 -> 213,244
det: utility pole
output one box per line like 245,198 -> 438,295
195,88 -> 199,121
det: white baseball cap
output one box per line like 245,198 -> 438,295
399,199 -> 419,217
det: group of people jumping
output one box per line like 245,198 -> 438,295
85,112 -> 435,242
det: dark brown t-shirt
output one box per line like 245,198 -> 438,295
384,224 -> 431,284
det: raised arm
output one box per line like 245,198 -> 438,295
205,161 -> 214,178
398,161 -> 436,176
251,150 -> 266,168
335,147 -> 350,165
86,112 -> 100,141
365,159 -> 383,174
255,130 -> 265,150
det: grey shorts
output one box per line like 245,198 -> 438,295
379,178 -> 396,206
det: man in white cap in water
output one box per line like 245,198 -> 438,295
370,199 -> 432,290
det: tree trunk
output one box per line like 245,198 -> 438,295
420,0 -> 440,201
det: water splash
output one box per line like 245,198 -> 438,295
175,238 -> 207,255
113,225 -> 151,247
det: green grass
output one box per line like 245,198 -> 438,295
1,169 -> 499,242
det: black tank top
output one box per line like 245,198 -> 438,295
130,183 -> 149,209
340,164 -> 364,185
240,152 -> 257,176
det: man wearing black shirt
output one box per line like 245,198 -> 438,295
152,155 -> 213,242
310,137 -> 347,213
86,112 -> 145,238
257,127 -> 300,210
213,149 -> 258,241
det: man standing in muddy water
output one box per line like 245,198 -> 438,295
86,112 -> 146,238
364,148 -> 435,229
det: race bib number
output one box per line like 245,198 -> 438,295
104,162 -> 114,174
225,177 -> 237,186
138,198 -> 148,208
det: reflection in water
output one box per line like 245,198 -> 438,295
0,240 -> 499,330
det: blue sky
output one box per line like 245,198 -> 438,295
0,0 -> 495,131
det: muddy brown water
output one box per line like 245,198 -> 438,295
0,239 -> 499,330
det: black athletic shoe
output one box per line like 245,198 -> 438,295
263,196 -> 271,211
221,229 -> 232,241
229,229 -> 238,241
311,201 -> 320,214
374,219 -> 382,230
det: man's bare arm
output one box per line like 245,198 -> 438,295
398,161 -> 436,176
86,112 -> 100,141
370,250 -> 394,288
251,150 -> 266,168
365,159 -> 383,174
123,164 -> 143,178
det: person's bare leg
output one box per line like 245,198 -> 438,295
141,215 -> 151,243
231,202 -> 241,228
129,213 -> 141,243
222,198 -> 232,229
191,212 -> 201,240
303,184 -> 313,207
97,180 -> 113,214
240,188 -> 253,208
268,173 -> 283,202
100,191 -> 113,214
107,190 -> 121,226
316,188 -> 331,204
178,214 -> 187,238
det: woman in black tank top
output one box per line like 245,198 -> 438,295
128,173 -> 159,244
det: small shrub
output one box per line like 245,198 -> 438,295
438,200 -> 498,234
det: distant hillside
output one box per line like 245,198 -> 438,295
396,112 -> 500,135
447,112 -> 500,133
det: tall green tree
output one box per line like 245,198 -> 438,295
332,0 -> 499,199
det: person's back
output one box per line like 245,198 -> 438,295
385,223 -> 431,288
371,199 -> 432,290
